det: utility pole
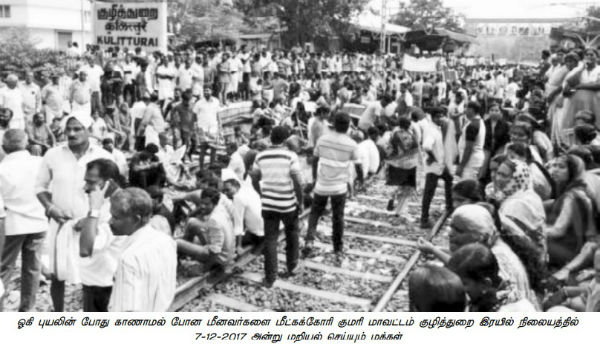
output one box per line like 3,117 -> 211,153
81,0 -> 86,52
380,0 -> 387,54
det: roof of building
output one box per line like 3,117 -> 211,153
349,12 -> 409,35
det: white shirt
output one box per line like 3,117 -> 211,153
177,66 -> 193,91
35,143 -> 114,220
231,182 -> 264,237
91,117 -> 107,139
79,199 -> 126,287
193,96 -> 220,136
80,64 -> 104,92
190,63 -> 204,96
581,65 -> 600,84
21,82 -> 41,116
458,118 -> 486,170
357,139 -> 380,175
122,61 -> 139,85
156,64 -> 177,100
41,83 -> 64,122
109,224 -> 177,312
0,87 -> 25,129
227,150 -> 246,182
399,91 -> 413,107
111,148 -> 129,178
0,151 -> 48,235
422,121 -> 446,175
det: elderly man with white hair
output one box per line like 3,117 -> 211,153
0,129 -> 48,311
35,113 -> 113,311
0,74 -> 26,130
108,187 -> 177,312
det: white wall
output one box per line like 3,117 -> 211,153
24,0 -> 92,31
0,0 -> 92,49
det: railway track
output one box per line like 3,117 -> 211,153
170,174 -> 450,312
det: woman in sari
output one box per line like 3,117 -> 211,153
491,157 -> 548,290
545,154 -> 598,269
418,204 -> 538,307
561,49 -> 600,135
506,142 -> 555,200
549,52 -> 580,149
448,243 -> 537,312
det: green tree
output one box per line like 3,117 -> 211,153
168,0 -> 249,46
583,6 -> 600,33
0,27 -> 69,77
235,0 -> 369,45
393,0 -> 464,33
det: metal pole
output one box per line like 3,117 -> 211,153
81,0 -> 85,52
380,0 -> 386,53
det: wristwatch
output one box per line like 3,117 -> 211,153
88,209 -> 100,219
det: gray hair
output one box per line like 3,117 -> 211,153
2,129 -> 27,153
110,187 -> 153,220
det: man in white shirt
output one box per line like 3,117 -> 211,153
101,138 -> 128,179
226,142 -> 246,182
108,188 -> 177,312
77,158 -> 124,311
190,56 -> 205,98
121,55 -> 139,105
80,58 -> 104,113
193,86 -> 220,169
0,74 -> 26,130
176,186 -> 235,270
177,58 -> 194,92
0,129 -> 48,311
36,114 -> 113,311
360,127 -> 381,177
223,176 -> 264,252
69,71 -> 93,124
138,94 -> 166,148
21,71 -> 41,121
41,73 -> 64,124
156,58 -> 177,103
420,108 -> 454,229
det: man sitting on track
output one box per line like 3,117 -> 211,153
175,187 -> 235,272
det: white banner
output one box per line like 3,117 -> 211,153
0,312 -> 593,343
93,1 -> 168,52
403,55 -> 441,73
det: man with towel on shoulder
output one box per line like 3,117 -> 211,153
35,113 -> 113,311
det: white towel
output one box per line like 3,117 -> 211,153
43,220 -> 81,284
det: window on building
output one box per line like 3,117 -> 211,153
0,5 -> 11,18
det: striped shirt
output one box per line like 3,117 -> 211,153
109,224 -> 177,312
253,146 -> 301,213
314,132 -> 358,196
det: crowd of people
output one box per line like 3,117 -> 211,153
0,42 -> 599,312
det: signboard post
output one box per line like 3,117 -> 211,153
93,0 -> 168,53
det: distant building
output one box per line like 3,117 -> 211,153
465,17 -> 578,62
0,0 -> 92,51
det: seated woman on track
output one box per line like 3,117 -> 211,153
408,265 -> 467,312
418,204 -> 538,308
448,243 -> 537,312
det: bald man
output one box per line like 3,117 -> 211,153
0,75 -> 25,130
0,129 -> 48,311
